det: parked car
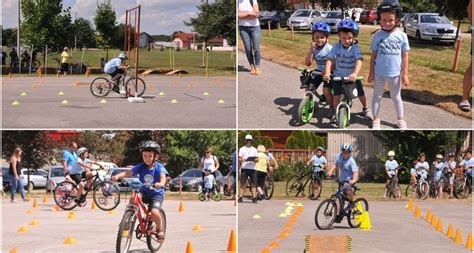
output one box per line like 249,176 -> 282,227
168,168 -> 224,192
404,13 -> 458,44
105,167 -> 141,192
220,170 -> 235,197
400,13 -> 412,27
91,161 -> 117,180
259,10 -> 290,29
2,167 -> 48,191
46,165 -> 65,191
360,9 -> 378,25
287,9 -> 322,30
321,11 -> 345,33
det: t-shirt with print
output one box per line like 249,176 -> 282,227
371,29 -> 410,77
385,159 -> 399,175
239,146 -> 258,170
459,158 -> 474,168
327,42 -> 363,77
433,162 -> 445,180
447,161 -> 457,171
132,162 -> 166,197
310,155 -> 327,172
104,58 -> 122,74
70,157 -> 90,175
204,174 -> 215,189
238,0 -> 259,26
335,154 -> 358,182
415,161 -> 429,171
202,156 -> 217,173
313,43 -> 333,72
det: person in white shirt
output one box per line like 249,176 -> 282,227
238,134 -> 259,204
238,0 -> 262,75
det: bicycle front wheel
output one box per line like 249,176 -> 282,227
337,107 -> 349,129
116,210 -> 136,253
405,183 -> 415,198
125,77 -> 146,97
90,77 -> 112,97
147,207 -> 167,252
53,181 -> 78,210
315,199 -> 337,230
212,192 -> 223,202
285,175 -> 303,197
93,181 -> 121,211
453,177 -> 468,199
297,94 -> 314,124
308,177 -> 322,200
416,181 -> 429,200
347,198 -> 369,228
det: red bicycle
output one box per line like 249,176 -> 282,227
116,183 -> 166,253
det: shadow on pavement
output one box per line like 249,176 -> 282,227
238,65 -> 250,72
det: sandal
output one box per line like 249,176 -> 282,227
459,100 -> 471,112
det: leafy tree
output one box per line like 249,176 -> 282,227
399,0 -> 438,13
121,131 -> 166,167
257,0 -> 291,11
73,18 -> 97,48
2,131 -> 57,170
94,0 -> 118,60
285,131 -> 326,149
238,131 -> 274,150
2,28 -> 17,46
74,131 -> 127,165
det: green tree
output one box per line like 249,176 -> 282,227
74,131 -> 127,165
399,0 -> 438,13
258,0 -> 291,11
94,0 -> 118,60
73,18 -> 97,48
2,131 -> 57,170
2,28 -> 17,46
285,131 -> 326,149
238,131 -> 273,150
21,0 -> 73,50
121,131 -> 166,167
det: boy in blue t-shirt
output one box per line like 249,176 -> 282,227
323,19 -> 370,122
112,140 -> 166,242
306,146 -> 328,199
104,52 -> 128,93
203,169 -> 215,201
384,150 -> 399,198
368,0 -> 410,129
304,22 -> 334,109
327,143 -> 359,202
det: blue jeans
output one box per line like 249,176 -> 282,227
239,25 -> 261,67
10,173 -> 26,200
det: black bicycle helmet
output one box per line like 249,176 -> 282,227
377,0 -> 402,20
139,140 -> 161,154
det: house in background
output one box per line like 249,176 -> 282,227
139,32 -> 154,48
172,32 -> 197,50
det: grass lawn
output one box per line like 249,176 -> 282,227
4,48 -> 236,77
240,26 -> 472,118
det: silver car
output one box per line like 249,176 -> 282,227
404,13 -> 457,44
287,9 -> 322,30
320,11 -> 345,33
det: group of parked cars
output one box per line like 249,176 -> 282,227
259,7 -> 460,45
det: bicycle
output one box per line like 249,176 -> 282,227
296,69 -> 327,125
90,68 -> 146,98
244,174 -> 273,200
453,168 -> 472,199
314,176 -> 369,230
332,75 -> 364,129
116,183 -> 166,253
198,181 -> 222,202
405,169 -> 430,200
53,168 -> 121,211
285,166 -> 323,200
386,173 -> 401,199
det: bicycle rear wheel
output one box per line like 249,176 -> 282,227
453,177 -> 468,199
285,175 -> 304,197
297,94 -> 314,124
125,77 -> 146,97
308,177 -> 322,200
405,183 -> 415,198
197,192 -> 206,201
90,77 -> 112,97
212,192 -> 223,202
416,181 -> 429,200
53,181 -> 78,210
116,210 -> 136,253
264,176 -> 274,200
347,198 -> 369,228
315,199 -> 337,230
147,207 -> 167,252
93,181 -> 121,211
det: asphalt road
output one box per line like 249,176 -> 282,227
238,52 -> 472,129
238,199 -> 472,253
2,75 -> 236,128
2,198 -> 236,253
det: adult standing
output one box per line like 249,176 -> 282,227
198,147 -> 220,190
60,47 -> 72,75
9,147 -> 27,203
459,0 -> 472,112
238,134 -> 259,203
9,47 -> 18,70
62,142 -> 78,180
231,150 -> 237,199
238,0 -> 262,75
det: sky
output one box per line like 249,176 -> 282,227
2,0 -> 208,35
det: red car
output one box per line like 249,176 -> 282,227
360,10 -> 378,25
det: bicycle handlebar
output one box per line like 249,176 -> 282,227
333,76 -> 364,81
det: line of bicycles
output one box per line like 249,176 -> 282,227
51,168 -> 165,253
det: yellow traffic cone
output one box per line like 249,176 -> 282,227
414,205 -> 421,218
43,194 -> 48,203
91,201 -> 97,210
185,241 -> 193,253
63,236 -> 76,244
179,201 -> 185,212
227,230 -> 236,251
17,226 -> 29,233
360,211 -> 372,231
67,212 -> 76,220
29,220 -> 39,226
436,218 -> 443,232
192,225 -> 202,232
454,228 -> 463,244
446,224 -> 454,238
406,198 -> 413,211
430,215 -> 437,228
33,198 -> 38,208
466,232 -> 473,250
425,209 -> 432,222
253,214 -> 262,219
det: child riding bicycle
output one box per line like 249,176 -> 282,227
432,154 -> 446,198
459,151 -> 474,178
327,143 -> 359,203
411,153 -> 429,185
104,53 -> 129,93
323,19 -> 371,122
306,146 -> 328,199
368,0 -> 410,129
384,150 -> 399,198
303,22 -> 333,112
112,140 -> 166,242
70,147 -> 103,205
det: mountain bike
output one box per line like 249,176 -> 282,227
296,69 -> 326,124
116,183 -> 166,253
387,175 -> 401,199
453,168 -> 472,199
198,181 -> 222,201
90,68 -> 146,98
53,168 -> 121,211
314,176 -> 369,230
285,166 -> 323,200
245,174 -> 274,200
405,169 -> 429,200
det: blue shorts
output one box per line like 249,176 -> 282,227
141,193 -> 163,211
332,79 -> 365,97
204,187 -> 212,194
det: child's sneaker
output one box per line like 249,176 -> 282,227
252,197 -> 258,204
397,120 -> 407,129
372,119 -> 381,129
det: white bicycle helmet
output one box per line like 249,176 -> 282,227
388,151 -> 395,157
118,52 -> 128,60
76,147 -> 88,156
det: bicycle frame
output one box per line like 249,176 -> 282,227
335,100 -> 352,123
129,190 -> 153,236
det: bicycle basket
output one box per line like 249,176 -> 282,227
300,74 -> 310,86
343,82 -> 358,99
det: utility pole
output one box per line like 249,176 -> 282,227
17,0 -> 21,74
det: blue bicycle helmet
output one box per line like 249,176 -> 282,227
337,19 -> 359,36
312,22 -> 331,36
340,143 -> 353,152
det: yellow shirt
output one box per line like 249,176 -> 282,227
61,51 -> 71,63
256,152 -> 268,173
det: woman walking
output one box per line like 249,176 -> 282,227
9,147 -> 27,203
238,0 -> 262,75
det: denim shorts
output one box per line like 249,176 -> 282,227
142,193 -> 163,211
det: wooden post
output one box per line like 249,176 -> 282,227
291,24 -> 295,40
179,175 -> 182,195
452,38 -> 462,73
268,21 -> 272,37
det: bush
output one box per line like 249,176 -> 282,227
273,159 -> 308,182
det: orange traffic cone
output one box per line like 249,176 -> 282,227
185,241 -> 193,253
261,248 -> 271,253
43,194 -> 48,203
430,215 -> 437,228
8,248 -> 17,253
406,198 -> 413,211
179,201 -> 185,212
414,205 -> 421,218
446,224 -> 454,239
466,232 -> 473,250
33,198 -> 38,208
227,230 -> 236,251
91,201 -> 97,210
52,204 -> 60,211
425,209 -> 432,222
436,218 -> 443,232
269,241 -> 280,247
454,228 -> 463,244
